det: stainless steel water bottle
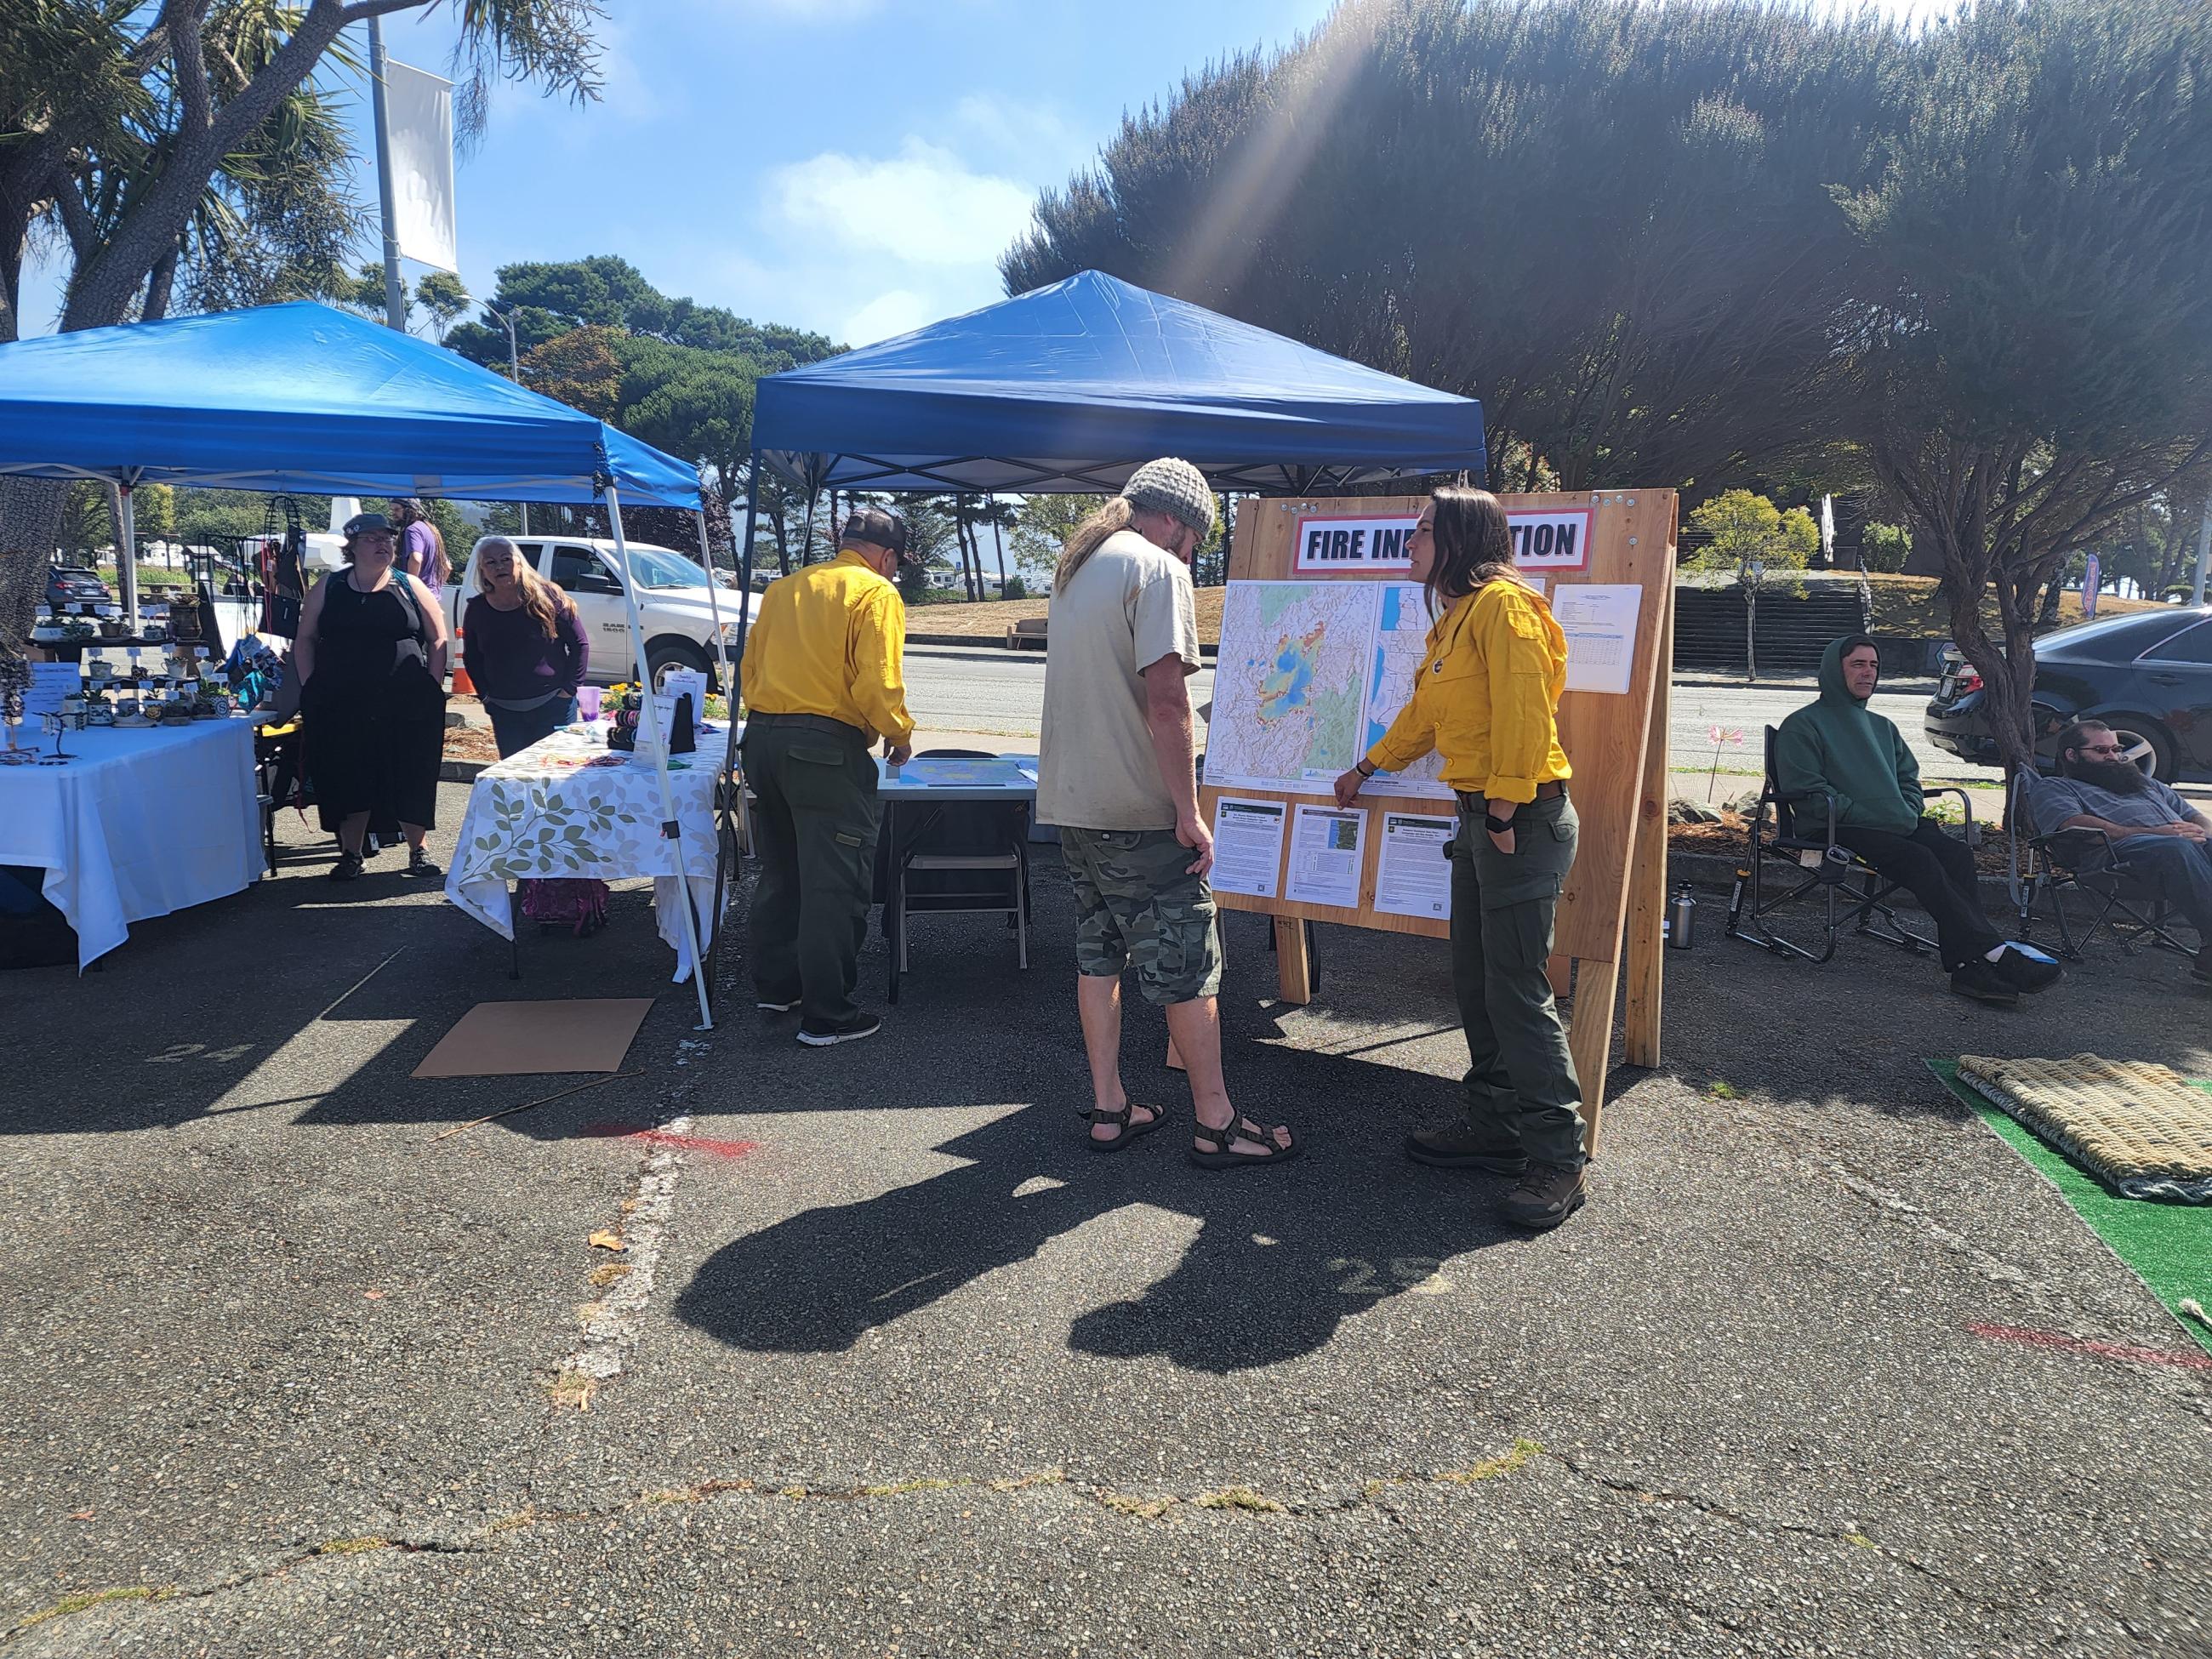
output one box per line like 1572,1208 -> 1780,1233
1667,881 -> 1697,949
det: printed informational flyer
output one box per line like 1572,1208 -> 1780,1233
1373,812 -> 1456,921
25,662 -> 76,719
1553,583 -> 1642,696
1209,796 -> 1286,898
1285,804 -> 1365,909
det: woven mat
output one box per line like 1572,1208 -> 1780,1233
1957,1054 -> 2212,1204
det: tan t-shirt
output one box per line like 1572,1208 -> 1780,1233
1038,528 -> 1202,830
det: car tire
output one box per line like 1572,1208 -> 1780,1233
647,638 -> 712,692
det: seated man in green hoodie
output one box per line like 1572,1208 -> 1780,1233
1774,636 -> 2061,1006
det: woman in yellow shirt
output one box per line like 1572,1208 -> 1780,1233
1332,487 -> 1588,1230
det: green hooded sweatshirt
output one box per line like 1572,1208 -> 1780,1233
1771,637 -> 1923,835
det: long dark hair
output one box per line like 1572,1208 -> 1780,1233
1422,486 -> 1533,618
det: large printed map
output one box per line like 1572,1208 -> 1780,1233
1204,582 -> 1375,792
1362,584 -> 1450,796
1204,581 -> 1453,799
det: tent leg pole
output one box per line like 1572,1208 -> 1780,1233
694,505 -> 732,693
711,455 -> 764,996
113,482 -> 140,635
607,485 -> 714,1032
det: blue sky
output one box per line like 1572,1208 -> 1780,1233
20,0 -> 1958,347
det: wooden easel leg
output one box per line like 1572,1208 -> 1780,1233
1624,589 -> 1673,1069
1274,915 -> 1313,1005
1545,954 -> 1571,999
1567,955 -> 1619,1155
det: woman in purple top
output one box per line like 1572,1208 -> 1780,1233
461,538 -> 589,756
394,499 -> 448,598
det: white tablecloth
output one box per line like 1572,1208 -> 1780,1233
0,716 -> 261,969
443,727 -> 727,982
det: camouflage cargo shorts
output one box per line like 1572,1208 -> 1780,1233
1058,826 -> 1223,1006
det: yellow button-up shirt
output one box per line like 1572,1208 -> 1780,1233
738,550 -> 914,745
1364,579 -> 1571,802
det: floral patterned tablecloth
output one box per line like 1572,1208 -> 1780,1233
442,726 -> 727,982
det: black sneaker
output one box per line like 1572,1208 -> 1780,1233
329,851 -> 364,882
403,846 -> 442,880
1992,945 -> 2062,994
1950,960 -> 2020,1006
795,1015 -> 881,1048
1404,1120 -> 1528,1173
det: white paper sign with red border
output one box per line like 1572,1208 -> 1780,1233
1292,507 -> 1594,574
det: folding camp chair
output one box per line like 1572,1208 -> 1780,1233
1725,726 -> 1975,965
2005,770 -> 2197,961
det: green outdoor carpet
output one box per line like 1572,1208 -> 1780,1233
1928,1058 -> 2212,1358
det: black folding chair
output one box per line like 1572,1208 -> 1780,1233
1726,726 -> 1975,965
2006,770 -> 2197,961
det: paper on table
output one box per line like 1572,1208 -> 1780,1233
1553,584 -> 1641,695
26,662 -> 75,719
1374,812 -> 1456,921
1285,804 -> 1365,909
1210,796 -> 1286,898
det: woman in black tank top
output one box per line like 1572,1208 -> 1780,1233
294,514 -> 452,881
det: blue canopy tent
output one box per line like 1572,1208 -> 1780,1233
751,268 -> 1485,499
0,301 -> 722,1024
720,271 -> 1486,949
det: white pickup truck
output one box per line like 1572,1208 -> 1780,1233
447,534 -> 752,688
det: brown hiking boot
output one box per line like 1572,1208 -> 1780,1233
1404,1120 -> 1527,1174
1501,1160 -> 1587,1231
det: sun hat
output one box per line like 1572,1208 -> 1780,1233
1120,457 -> 1214,535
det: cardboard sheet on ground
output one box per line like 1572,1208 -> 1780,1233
414,998 -> 653,1078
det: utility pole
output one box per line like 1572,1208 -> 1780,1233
2193,497 -> 2211,608
489,305 -> 528,535
368,16 -> 407,331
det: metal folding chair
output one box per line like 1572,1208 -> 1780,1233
1725,725 -> 1974,965
2006,771 -> 2197,961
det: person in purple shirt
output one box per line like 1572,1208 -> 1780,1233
393,499 -> 448,598
461,538 -> 588,756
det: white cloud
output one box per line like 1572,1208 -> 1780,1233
951,94 -> 1095,175
767,137 -> 1037,266
839,288 -> 933,346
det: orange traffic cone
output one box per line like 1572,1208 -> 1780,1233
452,658 -> 476,695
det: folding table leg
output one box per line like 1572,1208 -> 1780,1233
508,884 -> 521,981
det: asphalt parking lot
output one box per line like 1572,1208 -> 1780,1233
1,784 -> 2207,1656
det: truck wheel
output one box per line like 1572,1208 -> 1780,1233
647,639 -> 711,691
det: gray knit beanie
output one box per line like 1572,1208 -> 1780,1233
1120,457 -> 1214,535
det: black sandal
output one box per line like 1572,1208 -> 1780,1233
1086,1101 -> 1165,1154
1189,1115 -> 1300,1171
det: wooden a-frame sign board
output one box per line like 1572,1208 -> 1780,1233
1196,489 -> 1677,1152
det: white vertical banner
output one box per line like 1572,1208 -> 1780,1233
384,58 -> 458,272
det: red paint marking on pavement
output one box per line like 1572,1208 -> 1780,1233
1967,1321 -> 2212,1371
583,1122 -> 760,1160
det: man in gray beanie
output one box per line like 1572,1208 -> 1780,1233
1037,459 -> 1299,1172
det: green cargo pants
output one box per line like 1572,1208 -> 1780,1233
743,714 -> 881,1029
1450,790 -> 1588,1168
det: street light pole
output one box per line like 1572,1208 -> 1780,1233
367,16 -> 408,332
488,305 -> 527,537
